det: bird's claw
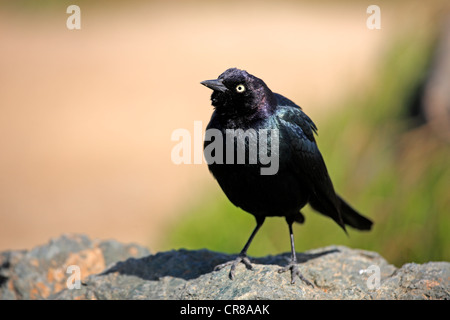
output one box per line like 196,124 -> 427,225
214,254 -> 253,280
278,262 -> 314,287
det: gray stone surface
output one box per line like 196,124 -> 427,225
0,234 -> 448,300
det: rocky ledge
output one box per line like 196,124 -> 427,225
0,234 -> 448,300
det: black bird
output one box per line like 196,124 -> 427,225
201,68 -> 372,286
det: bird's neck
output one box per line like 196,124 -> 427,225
216,103 -> 275,130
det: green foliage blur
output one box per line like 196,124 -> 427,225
166,29 -> 450,267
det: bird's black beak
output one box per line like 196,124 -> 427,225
200,79 -> 228,93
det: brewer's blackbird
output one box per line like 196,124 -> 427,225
201,68 -> 372,286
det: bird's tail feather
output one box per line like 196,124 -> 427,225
309,193 -> 373,232
309,193 -> 347,232
338,196 -> 373,231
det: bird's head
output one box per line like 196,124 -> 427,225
201,68 -> 276,118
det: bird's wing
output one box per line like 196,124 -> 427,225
276,104 -> 345,229
274,93 -> 317,140
276,106 -> 326,188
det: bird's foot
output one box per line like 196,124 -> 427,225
214,254 -> 253,280
278,261 -> 314,287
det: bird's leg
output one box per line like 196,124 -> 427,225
278,220 -> 314,287
214,217 -> 264,280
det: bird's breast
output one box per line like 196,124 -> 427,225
204,130 -> 308,215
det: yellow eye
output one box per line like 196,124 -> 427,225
236,84 -> 246,93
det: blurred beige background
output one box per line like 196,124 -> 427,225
0,1 -> 423,251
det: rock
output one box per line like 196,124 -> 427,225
0,234 -> 149,300
0,234 -> 448,300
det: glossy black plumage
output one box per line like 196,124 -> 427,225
201,68 -> 372,285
